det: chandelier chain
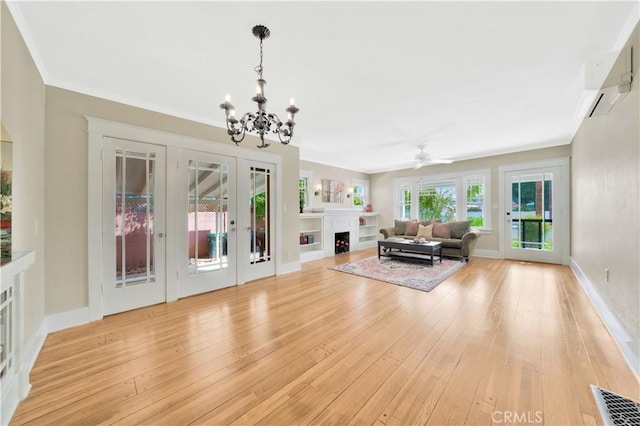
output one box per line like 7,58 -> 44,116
254,38 -> 264,78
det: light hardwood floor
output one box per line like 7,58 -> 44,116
11,250 -> 639,425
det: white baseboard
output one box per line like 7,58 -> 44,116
473,249 -> 501,259
3,320 -> 47,425
24,319 -> 47,378
278,260 -> 301,275
570,257 -> 640,375
1,374 -> 20,426
46,306 -> 90,333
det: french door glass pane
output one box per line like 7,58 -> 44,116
115,151 -> 156,287
188,160 -> 229,275
250,167 -> 270,264
511,173 -> 553,250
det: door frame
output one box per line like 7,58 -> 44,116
498,157 -> 570,264
87,117 -> 283,321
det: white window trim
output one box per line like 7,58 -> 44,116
393,169 -> 492,231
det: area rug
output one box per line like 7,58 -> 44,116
330,255 -> 466,292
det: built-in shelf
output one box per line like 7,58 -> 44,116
300,214 -> 324,262
357,213 -> 379,249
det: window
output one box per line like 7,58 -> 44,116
418,180 -> 457,222
351,178 -> 370,209
395,170 -> 491,229
398,183 -> 412,220
299,170 -> 313,212
465,175 -> 486,227
352,185 -> 365,207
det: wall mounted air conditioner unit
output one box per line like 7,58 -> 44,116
588,46 -> 633,118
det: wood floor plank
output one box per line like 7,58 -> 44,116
10,251 -> 638,426
346,317 -> 455,425
95,274 -> 402,424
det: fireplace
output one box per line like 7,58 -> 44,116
335,231 -> 350,254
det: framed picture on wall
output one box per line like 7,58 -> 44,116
322,179 -> 344,203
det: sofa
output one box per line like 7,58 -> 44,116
379,219 -> 480,262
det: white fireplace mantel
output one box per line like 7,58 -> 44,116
320,209 -> 362,256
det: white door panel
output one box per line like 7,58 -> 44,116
102,138 -> 166,315
178,151 -> 237,297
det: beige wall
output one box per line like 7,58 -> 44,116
45,86 -> 300,315
299,160 -> 370,211
571,24 -> 639,342
371,145 -> 571,253
1,2 -> 46,346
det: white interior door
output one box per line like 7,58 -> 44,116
504,166 -> 563,264
244,161 -> 276,282
102,138 -> 166,315
178,150 -> 237,298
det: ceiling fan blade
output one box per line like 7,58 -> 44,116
426,159 -> 454,164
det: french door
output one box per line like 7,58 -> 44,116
504,166 -> 564,264
178,150 -> 237,298
244,160 -> 276,282
89,118 -> 284,321
102,138 -> 166,315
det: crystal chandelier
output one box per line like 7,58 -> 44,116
220,25 -> 299,148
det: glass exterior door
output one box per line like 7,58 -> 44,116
179,151 -> 236,297
102,138 -> 166,315
505,166 -> 562,264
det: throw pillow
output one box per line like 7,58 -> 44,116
449,221 -> 471,239
405,221 -> 419,236
394,220 -> 407,235
417,224 -> 433,239
432,222 -> 451,239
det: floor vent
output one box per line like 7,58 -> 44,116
591,385 -> 640,426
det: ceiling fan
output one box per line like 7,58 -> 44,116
414,145 -> 453,169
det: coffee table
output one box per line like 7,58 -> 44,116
378,238 -> 442,266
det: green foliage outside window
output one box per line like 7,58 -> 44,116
419,185 -> 456,222
466,183 -> 484,227
252,192 -> 266,219
353,185 -> 364,206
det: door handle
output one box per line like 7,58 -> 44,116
158,233 -> 164,238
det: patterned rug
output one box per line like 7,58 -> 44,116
330,255 -> 466,292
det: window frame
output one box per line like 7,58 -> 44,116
299,170 -> 313,211
394,169 -> 491,231
351,178 -> 370,210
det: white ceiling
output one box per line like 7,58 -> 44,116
8,1 -> 639,173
